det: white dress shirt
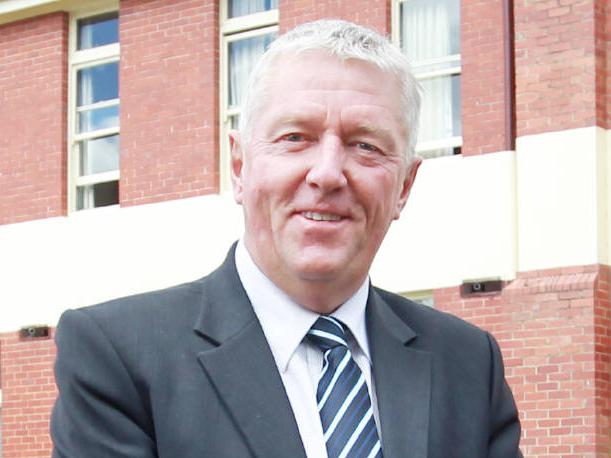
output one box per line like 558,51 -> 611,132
235,240 -> 380,458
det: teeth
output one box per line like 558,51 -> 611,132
303,211 -> 342,222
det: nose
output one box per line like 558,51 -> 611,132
305,134 -> 348,192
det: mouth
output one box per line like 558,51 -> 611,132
301,211 -> 343,222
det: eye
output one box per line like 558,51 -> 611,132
354,142 -> 381,153
282,133 -> 306,142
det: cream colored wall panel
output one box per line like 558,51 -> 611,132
0,0 -> 118,25
372,151 -> 517,292
0,195 -> 244,332
516,127 -> 600,272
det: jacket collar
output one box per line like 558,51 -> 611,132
367,288 -> 431,458
194,245 -> 307,458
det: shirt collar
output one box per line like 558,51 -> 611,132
235,239 -> 371,372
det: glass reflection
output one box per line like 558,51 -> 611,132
79,135 -> 120,176
77,13 -> 119,50
228,33 -> 275,109
77,62 -> 119,107
400,0 -> 460,63
78,105 -> 119,133
418,74 -> 461,143
77,181 -> 119,210
228,0 -> 278,18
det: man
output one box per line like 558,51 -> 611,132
51,20 -> 522,458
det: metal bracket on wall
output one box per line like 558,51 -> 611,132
19,325 -> 50,339
461,279 -> 503,296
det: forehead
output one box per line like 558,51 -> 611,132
257,51 -> 406,133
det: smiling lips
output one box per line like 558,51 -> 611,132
301,211 -> 343,222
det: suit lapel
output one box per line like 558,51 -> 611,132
367,288 -> 431,458
193,247 -> 307,458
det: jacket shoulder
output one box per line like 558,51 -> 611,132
372,286 -> 491,349
78,278 -> 206,326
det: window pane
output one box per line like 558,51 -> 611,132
77,13 -> 119,50
78,105 -> 119,133
228,0 -> 278,18
77,181 -> 119,210
229,114 -> 240,129
419,146 -> 461,159
451,74 -> 461,137
77,62 -> 119,106
400,0 -> 460,65
79,134 -> 120,176
228,33 -> 276,108
418,74 -> 461,142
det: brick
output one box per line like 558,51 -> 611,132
119,0 -> 219,206
515,0 -> 610,135
0,13 -> 68,225
279,0 -> 389,35
461,0 -> 512,155
1,331 -> 57,458
436,264 -> 611,457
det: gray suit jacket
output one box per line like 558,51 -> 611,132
51,246 -> 522,457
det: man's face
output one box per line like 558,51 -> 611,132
231,51 -> 420,310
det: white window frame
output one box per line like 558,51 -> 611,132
392,0 -> 462,158
219,2 -> 278,192
68,7 -> 120,212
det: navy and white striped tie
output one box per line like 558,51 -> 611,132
307,316 -> 382,458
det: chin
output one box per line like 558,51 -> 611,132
291,258 -> 343,281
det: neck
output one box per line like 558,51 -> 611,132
243,241 -> 368,314
281,277 -> 366,314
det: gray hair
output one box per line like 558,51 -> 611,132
238,19 -> 421,159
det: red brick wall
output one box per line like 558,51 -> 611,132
595,0 -> 611,129
0,332 -> 57,458
435,264 -> 610,457
279,0 -> 389,34
593,264 -> 610,456
461,0 -> 511,155
0,13 -> 68,225
514,0 -> 597,137
119,0 -> 219,206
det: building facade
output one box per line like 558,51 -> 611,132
0,0 -> 610,456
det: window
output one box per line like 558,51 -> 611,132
395,0 -> 461,158
402,291 -> 435,308
220,0 -> 278,189
69,11 -> 120,211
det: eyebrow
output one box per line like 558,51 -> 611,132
263,109 -> 328,138
271,108 -> 327,126
348,123 -> 392,137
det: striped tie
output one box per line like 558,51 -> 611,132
307,316 -> 382,458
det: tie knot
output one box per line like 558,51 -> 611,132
307,316 -> 348,352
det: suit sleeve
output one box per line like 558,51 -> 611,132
486,332 -> 523,458
51,309 -> 156,458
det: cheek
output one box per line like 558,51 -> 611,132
241,176 -> 286,232
354,170 -> 399,214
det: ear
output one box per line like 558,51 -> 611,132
393,156 -> 422,220
229,129 -> 244,205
